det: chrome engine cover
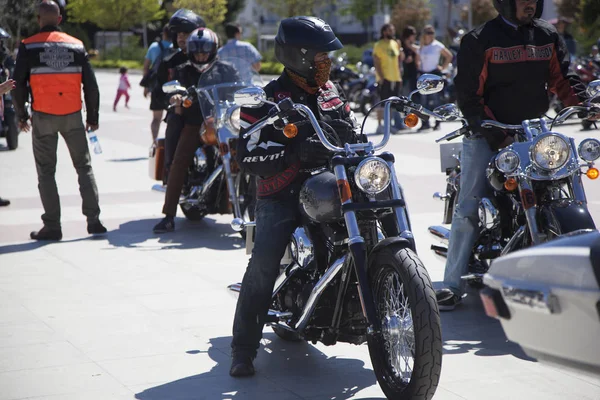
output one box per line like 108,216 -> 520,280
288,227 -> 315,269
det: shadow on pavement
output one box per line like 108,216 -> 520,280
105,217 -> 244,251
135,334 -> 381,400
0,236 -> 103,255
438,284 -> 536,362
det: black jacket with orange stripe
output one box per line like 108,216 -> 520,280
455,16 -> 588,149
13,25 -> 99,125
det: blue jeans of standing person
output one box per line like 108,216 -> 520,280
231,194 -> 300,358
443,135 -> 495,296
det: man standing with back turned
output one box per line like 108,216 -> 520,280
13,0 -> 105,241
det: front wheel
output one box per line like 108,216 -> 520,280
367,245 -> 442,400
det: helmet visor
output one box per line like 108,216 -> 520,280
188,39 -> 216,54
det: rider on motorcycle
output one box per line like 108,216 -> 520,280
230,16 -> 362,378
155,9 -> 205,188
153,27 -> 240,233
436,0 -> 597,311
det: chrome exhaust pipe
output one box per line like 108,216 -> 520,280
431,244 -> 448,258
295,256 -> 346,332
429,225 -> 450,246
433,192 -> 449,201
461,273 -> 484,281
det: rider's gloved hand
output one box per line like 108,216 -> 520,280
318,118 -> 357,145
467,116 -> 510,152
287,135 -> 331,167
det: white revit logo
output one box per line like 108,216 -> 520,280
243,150 -> 285,163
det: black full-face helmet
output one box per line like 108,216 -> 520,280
168,9 -> 206,49
493,0 -> 544,25
186,28 -> 219,72
274,16 -> 343,84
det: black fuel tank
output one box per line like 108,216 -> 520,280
299,171 -> 343,223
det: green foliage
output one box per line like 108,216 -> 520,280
0,0 -> 38,43
90,59 -> 143,69
259,61 -> 284,75
67,0 -> 164,30
224,0 -> 246,24
341,0 -> 399,25
331,43 -> 374,64
102,36 -> 147,61
255,0 -> 318,17
580,0 -> 600,28
169,0 -> 228,28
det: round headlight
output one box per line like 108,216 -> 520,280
495,150 -> 520,173
354,157 -> 392,194
578,138 -> 600,162
531,134 -> 570,171
227,107 -> 241,131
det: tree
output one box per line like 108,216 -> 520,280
580,0 -> 600,28
554,0 -> 581,20
460,0 -> 498,28
0,0 -> 38,44
170,0 -> 228,27
224,0 -> 246,24
67,0 -> 164,58
255,0 -> 319,17
391,0 -> 432,34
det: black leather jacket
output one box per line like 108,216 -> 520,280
237,71 -> 358,199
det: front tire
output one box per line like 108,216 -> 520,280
367,245 -> 442,400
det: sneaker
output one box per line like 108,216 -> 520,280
30,226 -> 62,241
0,197 -> 10,207
153,216 -> 174,233
229,354 -> 255,377
87,220 -> 107,235
436,288 -> 462,311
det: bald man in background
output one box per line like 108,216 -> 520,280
13,0 -> 105,241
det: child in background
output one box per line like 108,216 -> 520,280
113,66 -> 131,111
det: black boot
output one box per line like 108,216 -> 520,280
87,220 -> 107,235
0,197 -> 10,207
153,216 -> 175,233
30,226 -> 62,241
229,353 -> 255,377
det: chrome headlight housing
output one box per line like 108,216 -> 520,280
495,150 -> 520,174
224,105 -> 241,132
578,138 -> 600,162
531,134 -> 570,171
354,157 -> 392,194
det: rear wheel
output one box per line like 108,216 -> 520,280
367,245 -> 442,400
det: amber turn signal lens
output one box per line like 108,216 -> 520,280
404,113 -> 419,128
504,177 -> 518,191
182,98 -> 193,108
586,167 -> 599,180
283,123 -> 298,138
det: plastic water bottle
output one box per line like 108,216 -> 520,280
87,128 -> 102,154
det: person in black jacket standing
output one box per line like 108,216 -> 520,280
435,0 -> 596,310
229,16 -> 361,377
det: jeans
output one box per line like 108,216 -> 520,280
32,112 -> 100,229
231,195 -> 300,358
163,112 -> 184,184
443,136 -> 495,296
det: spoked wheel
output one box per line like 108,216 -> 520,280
367,245 -> 442,400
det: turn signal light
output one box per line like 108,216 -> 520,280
587,167 -> 599,180
182,98 -> 193,108
504,177 -> 518,191
404,113 -> 419,128
284,123 -> 298,138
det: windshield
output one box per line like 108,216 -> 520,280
196,56 -> 263,123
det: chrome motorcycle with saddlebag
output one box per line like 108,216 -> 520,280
229,75 -> 446,400
160,57 -> 259,234
429,80 -> 600,287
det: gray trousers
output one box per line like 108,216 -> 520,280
32,112 -> 100,229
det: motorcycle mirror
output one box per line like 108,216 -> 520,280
162,80 -> 186,94
416,74 -> 445,95
234,86 -> 267,108
586,80 -> 600,99
434,104 -> 462,121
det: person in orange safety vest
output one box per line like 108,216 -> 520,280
12,0 -> 105,241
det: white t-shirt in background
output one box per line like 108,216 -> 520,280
419,40 -> 446,72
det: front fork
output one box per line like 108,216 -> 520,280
219,133 -> 243,220
332,156 -> 414,333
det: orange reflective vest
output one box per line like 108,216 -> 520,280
22,31 -> 85,115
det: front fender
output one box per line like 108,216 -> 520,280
540,200 -> 597,235
369,237 -> 413,261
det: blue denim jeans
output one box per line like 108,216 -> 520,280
231,195 -> 300,358
443,136 -> 495,296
